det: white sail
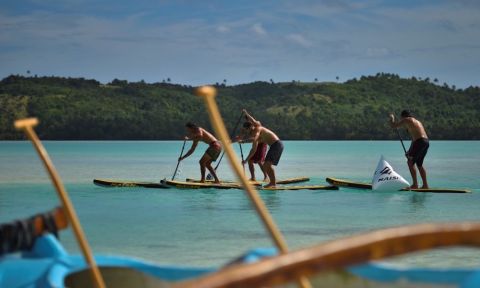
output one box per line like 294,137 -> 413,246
372,156 -> 409,191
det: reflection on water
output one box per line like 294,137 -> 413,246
409,193 -> 427,210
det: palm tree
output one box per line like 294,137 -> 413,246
335,76 -> 339,81
314,78 -> 318,82
270,79 -> 274,84
167,78 -> 171,83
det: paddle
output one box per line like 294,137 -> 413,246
195,86 -> 311,288
238,141 -> 246,175
395,128 -> 408,156
14,118 -> 106,288
207,111 -> 244,180
172,139 -> 187,181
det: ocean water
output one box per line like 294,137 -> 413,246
0,140 -> 479,269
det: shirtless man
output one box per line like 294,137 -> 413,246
179,122 -> 222,183
241,109 -> 284,188
238,123 -> 268,182
389,110 -> 429,189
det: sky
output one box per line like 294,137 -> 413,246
1,0 -> 479,87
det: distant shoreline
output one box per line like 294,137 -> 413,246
2,74 -> 479,140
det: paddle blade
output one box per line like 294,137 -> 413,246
14,118 -> 39,129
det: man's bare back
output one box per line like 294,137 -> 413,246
403,117 -> 428,141
390,115 -> 428,141
255,126 -> 279,146
191,128 -> 219,144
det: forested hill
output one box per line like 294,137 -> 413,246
1,73 -> 479,140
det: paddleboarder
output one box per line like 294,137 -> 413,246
179,122 -> 222,183
242,109 -> 283,188
237,124 -> 268,182
389,110 -> 429,189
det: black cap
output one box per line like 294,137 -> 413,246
186,122 -> 198,129
401,110 -> 412,117
243,122 -> 252,128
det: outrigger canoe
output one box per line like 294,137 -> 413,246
162,179 -> 338,190
93,178 -> 168,188
186,176 -> 310,185
4,226 -> 480,287
326,177 -> 471,193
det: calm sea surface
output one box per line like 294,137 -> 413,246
0,141 -> 479,268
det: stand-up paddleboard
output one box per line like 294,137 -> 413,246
326,177 -> 471,193
372,156 -> 410,191
93,179 -> 169,189
163,179 -> 337,190
185,177 -> 310,186
161,179 -> 242,189
326,177 -> 372,189
260,185 -> 338,191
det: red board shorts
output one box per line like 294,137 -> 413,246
205,141 -> 222,161
251,143 -> 268,163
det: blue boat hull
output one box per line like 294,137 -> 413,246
2,234 -> 480,288
0,235 -> 213,288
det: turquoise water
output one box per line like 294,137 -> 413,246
1,141 -> 479,268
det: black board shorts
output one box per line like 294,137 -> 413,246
265,141 -> 284,166
407,138 -> 429,167
205,141 -> 222,161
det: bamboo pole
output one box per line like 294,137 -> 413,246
15,118 -> 106,288
195,86 -> 311,288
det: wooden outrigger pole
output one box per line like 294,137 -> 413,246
177,221 -> 480,288
15,118 -> 106,288
194,86 -> 312,288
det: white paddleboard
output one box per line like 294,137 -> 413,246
372,156 -> 409,191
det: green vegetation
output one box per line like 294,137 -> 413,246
1,73 -> 479,140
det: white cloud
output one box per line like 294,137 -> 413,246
0,1 -> 479,87
285,34 -> 311,48
366,47 -> 391,58
251,23 -> 266,36
216,25 -> 230,33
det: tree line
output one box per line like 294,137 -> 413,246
1,73 -> 479,140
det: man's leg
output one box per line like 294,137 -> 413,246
199,154 -> 209,183
258,162 -> 268,181
204,157 -> 220,183
418,165 -> 429,189
263,161 -> 276,188
248,159 -> 256,181
407,159 -> 418,189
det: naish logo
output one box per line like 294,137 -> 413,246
376,166 -> 398,182
378,176 -> 399,182
379,167 -> 392,175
